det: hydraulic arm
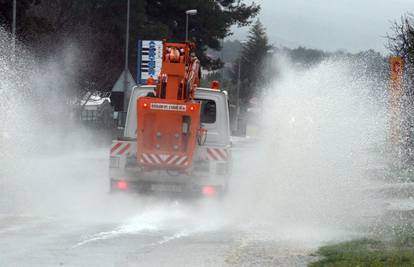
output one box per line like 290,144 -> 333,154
136,41 -> 202,170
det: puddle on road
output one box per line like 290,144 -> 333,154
72,199 -> 230,248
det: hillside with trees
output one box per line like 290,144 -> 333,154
206,33 -> 388,119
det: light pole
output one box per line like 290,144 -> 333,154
235,59 -> 241,133
185,9 -> 197,42
124,0 -> 130,73
123,0 -> 131,111
12,0 -> 16,56
235,41 -> 247,133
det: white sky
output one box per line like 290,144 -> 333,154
231,0 -> 414,53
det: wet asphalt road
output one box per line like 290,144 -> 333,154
0,213 -> 314,267
0,138 -> 316,267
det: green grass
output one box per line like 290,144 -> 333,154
310,238 -> 414,267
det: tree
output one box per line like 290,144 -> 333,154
387,14 -> 414,165
144,0 -> 260,70
387,14 -> 414,97
286,46 -> 326,66
387,15 -> 414,104
0,0 -> 41,35
231,20 -> 272,105
387,14 -> 414,67
207,40 -> 243,65
1,0 -> 260,93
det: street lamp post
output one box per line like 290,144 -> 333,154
12,0 -> 16,56
124,0 -> 130,73
235,40 -> 247,134
235,59 -> 241,133
185,9 -> 197,42
123,0 -> 131,111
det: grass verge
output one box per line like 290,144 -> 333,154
310,236 -> 414,267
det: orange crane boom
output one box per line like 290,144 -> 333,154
136,41 -> 202,170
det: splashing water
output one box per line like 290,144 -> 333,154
0,25 -> 392,252
226,56 -> 389,246
0,27 -> 105,215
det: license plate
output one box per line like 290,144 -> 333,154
109,157 -> 120,168
151,184 -> 183,192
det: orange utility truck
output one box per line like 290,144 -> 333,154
109,41 -> 232,197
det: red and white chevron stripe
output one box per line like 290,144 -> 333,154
140,153 -> 189,166
110,142 -> 133,156
203,147 -> 230,161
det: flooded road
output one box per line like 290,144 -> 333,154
0,139 -> 316,267
0,215 -> 314,267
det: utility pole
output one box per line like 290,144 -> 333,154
123,0 -> 131,111
124,0 -> 130,73
235,60 -> 241,133
234,40 -> 247,134
12,0 -> 16,56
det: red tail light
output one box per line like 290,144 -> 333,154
211,80 -> 220,90
117,180 -> 128,190
189,105 -> 195,111
143,102 -> 149,108
202,185 -> 216,196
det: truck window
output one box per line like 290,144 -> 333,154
196,99 -> 216,124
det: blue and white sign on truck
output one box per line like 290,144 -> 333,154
137,40 -> 163,84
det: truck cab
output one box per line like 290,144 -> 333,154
109,85 -> 232,196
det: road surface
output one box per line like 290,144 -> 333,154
0,212 -> 315,266
0,137 -> 320,267
2,136 -> 410,266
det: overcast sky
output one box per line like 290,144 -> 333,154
232,0 -> 414,54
